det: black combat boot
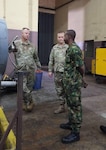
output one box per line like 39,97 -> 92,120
61,132 -> 80,144
100,125 -> 106,134
60,122 -> 72,130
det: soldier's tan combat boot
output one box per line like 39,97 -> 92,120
54,104 -> 65,114
26,101 -> 34,112
23,103 -> 27,111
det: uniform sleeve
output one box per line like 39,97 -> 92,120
33,48 -> 41,69
72,46 -> 84,68
48,48 -> 54,72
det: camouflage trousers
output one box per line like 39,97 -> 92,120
64,83 -> 82,133
54,72 -> 65,105
23,70 -> 35,104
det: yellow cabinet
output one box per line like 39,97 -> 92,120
96,48 -> 106,76
91,59 -> 96,74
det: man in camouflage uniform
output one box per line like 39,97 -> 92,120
14,27 -> 41,112
48,31 -> 68,114
60,30 -> 84,144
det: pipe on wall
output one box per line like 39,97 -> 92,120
3,0 -> 6,19
28,0 -> 32,30
1,81 -> 17,87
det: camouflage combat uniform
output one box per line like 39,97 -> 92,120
63,42 -> 83,133
14,39 -> 41,106
48,43 -> 68,105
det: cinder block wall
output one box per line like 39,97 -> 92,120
68,0 -> 106,44
0,0 -> 38,75
1,0 -> 106,74
68,0 -> 86,49
54,5 -> 68,43
84,0 -> 106,42
55,0 -> 106,48
0,0 -> 38,44
1,0 -> 106,48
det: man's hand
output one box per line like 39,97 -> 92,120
8,42 -> 17,53
48,71 -> 53,77
76,66 -> 84,77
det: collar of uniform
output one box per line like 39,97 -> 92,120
71,42 -> 76,46
56,43 -> 67,48
20,39 -> 30,45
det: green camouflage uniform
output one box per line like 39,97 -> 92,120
63,42 -> 83,133
14,39 -> 41,104
48,43 -> 68,104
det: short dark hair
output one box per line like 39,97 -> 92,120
57,31 -> 65,34
66,30 -> 76,41
22,27 -> 30,31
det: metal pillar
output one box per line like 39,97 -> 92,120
16,71 -> 23,150
0,71 -> 24,150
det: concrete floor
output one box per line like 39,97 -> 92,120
0,71 -> 106,150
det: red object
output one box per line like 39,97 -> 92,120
36,70 -> 43,73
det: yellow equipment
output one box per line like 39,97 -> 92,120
96,48 -> 106,76
91,59 -> 96,74
91,48 -> 106,83
0,107 -> 16,149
